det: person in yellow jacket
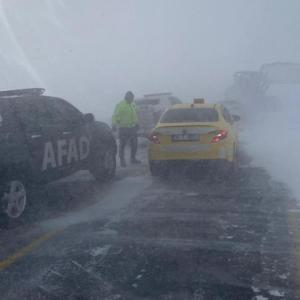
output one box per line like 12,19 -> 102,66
112,91 -> 141,167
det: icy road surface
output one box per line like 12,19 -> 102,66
0,150 -> 299,300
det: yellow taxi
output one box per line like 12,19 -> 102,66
148,99 -> 240,176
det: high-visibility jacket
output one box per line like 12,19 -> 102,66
112,100 -> 138,128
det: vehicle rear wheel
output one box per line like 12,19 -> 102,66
231,148 -> 240,174
0,180 -> 27,227
89,147 -> 116,183
222,149 -> 239,181
149,161 -> 168,177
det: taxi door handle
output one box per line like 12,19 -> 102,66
62,131 -> 72,136
31,134 -> 42,139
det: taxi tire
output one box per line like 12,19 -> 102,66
149,161 -> 159,177
149,161 -> 168,177
225,149 -> 240,180
231,148 -> 240,174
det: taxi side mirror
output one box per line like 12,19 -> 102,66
232,115 -> 241,122
83,113 -> 95,123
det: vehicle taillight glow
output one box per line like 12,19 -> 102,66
148,132 -> 160,144
211,130 -> 228,143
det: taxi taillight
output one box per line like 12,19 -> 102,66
148,131 -> 160,144
211,130 -> 228,143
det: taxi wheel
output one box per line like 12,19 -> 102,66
149,161 -> 159,176
90,147 -> 116,183
149,161 -> 168,177
231,149 -> 240,174
225,149 -> 239,179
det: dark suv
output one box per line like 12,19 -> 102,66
0,89 -> 117,222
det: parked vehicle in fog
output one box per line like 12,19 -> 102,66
148,98 -> 240,177
135,92 -> 182,137
0,89 -> 117,223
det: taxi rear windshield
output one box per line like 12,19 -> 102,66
135,99 -> 160,105
160,108 -> 219,123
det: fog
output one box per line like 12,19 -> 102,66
243,85 -> 300,199
1,0 -> 300,200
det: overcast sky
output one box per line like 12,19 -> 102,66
0,0 -> 300,120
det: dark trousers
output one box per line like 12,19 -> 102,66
118,127 -> 138,161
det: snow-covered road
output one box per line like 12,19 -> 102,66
0,153 -> 299,299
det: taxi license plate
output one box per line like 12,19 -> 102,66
172,134 -> 200,142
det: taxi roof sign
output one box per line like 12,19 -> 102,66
193,98 -> 205,104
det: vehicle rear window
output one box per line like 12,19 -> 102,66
160,108 -> 219,123
135,98 -> 160,106
168,96 -> 182,105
